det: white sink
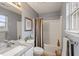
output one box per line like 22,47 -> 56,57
17,40 -> 26,45
27,40 -> 34,43
0,42 -> 16,54
17,39 -> 34,45
0,39 -> 34,55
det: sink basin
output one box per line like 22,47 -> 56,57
27,40 -> 34,43
0,39 -> 34,56
17,39 -> 34,46
0,41 -> 18,54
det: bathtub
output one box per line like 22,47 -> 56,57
44,44 -> 57,55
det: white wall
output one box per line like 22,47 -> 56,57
40,11 -> 60,20
21,3 -> 38,40
43,21 -> 50,44
61,3 -> 66,37
0,32 -> 5,41
43,19 -> 62,47
60,3 -> 66,55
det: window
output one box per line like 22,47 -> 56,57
66,2 -> 79,33
0,15 -> 8,31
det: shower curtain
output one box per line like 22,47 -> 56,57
34,17 -> 44,48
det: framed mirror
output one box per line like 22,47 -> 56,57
24,17 -> 32,31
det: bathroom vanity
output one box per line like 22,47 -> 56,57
0,39 -> 34,56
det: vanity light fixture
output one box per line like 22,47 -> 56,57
7,2 -> 22,11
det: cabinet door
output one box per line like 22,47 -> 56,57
24,47 -> 33,56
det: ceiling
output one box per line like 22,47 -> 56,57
0,2 -> 21,15
0,2 -> 63,15
27,2 -> 63,15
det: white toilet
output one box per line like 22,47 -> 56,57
33,47 -> 44,56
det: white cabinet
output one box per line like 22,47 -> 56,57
22,47 -> 33,56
